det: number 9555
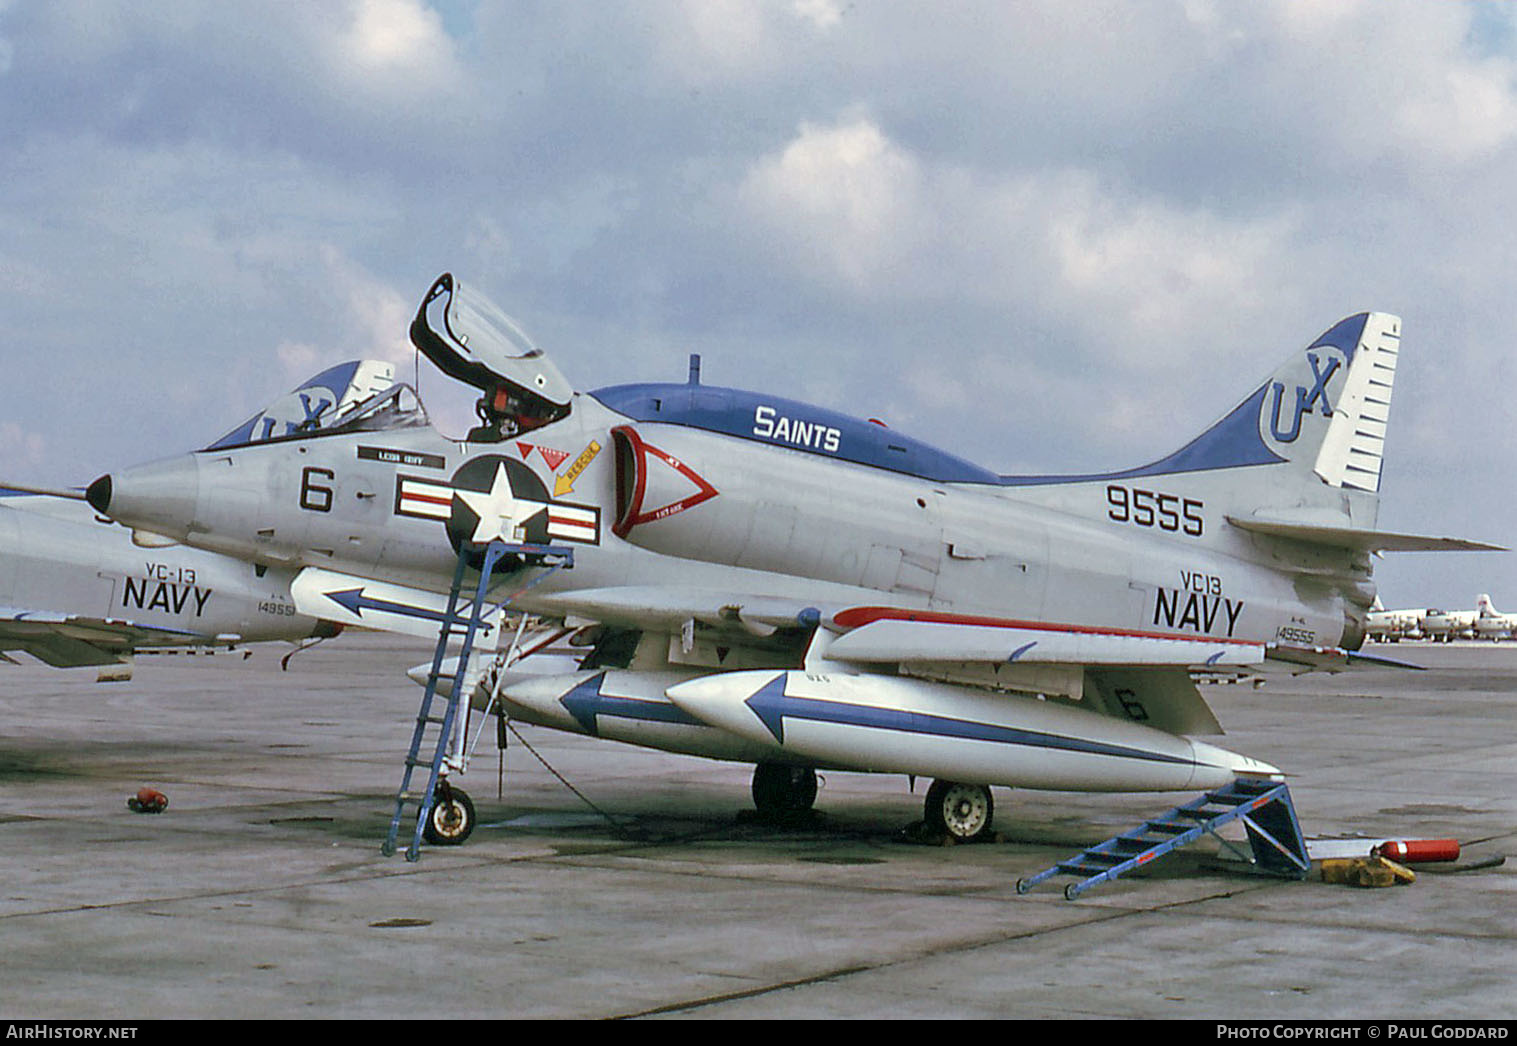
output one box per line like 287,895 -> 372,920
1106,485 -> 1203,537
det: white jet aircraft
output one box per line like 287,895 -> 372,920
86,275 -> 1501,844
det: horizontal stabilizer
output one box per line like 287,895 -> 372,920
827,615 -> 1264,668
1227,515 -> 1504,553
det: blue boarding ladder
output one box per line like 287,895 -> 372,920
382,539 -> 574,862
1016,778 -> 1310,900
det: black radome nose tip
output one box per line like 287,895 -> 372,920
85,474 -> 112,514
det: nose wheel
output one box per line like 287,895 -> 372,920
924,780 -> 994,841
422,783 -> 476,846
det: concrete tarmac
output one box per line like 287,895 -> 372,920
0,633 -> 1512,1020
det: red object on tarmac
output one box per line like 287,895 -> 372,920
127,787 -> 169,814
1374,839 -> 1460,863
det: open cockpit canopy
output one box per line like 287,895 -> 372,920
409,274 -> 561,396
409,274 -> 572,439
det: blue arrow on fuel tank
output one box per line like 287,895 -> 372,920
560,672 -> 704,736
743,675 -> 1189,765
322,587 -> 491,633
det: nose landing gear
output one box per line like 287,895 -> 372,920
422,782 -> 476,846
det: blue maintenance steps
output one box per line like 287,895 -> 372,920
382,539 -> 575,862
1016,778 -> 1310,900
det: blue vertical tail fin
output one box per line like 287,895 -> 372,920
998,313 -> 1402,529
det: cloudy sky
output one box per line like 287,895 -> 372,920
2,0 -> 1515,608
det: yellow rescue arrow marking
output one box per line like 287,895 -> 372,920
554,439 -> 601,497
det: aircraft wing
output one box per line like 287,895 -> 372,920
823,611 -> 1417,678
814,610 -> 1265,737
532,593 -> 1271,669
823,611 -> 1264,667
293,567 -> 1390,738
0,606 -> 213,667
532,596 -> 1259,737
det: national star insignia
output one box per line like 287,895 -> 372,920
453,463 -> 548,542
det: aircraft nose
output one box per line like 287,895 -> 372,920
87,456 -> 201,541
85,474 -> 112,514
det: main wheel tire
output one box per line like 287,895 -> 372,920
751,763 -> 818,815
423,784 -> 476,846
924,780 -> 994,841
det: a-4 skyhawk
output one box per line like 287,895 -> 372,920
0,487 -> 337,673
84,273 -> 1497,843
0,361 -> 395,672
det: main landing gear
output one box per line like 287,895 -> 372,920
750,763 -> 819,819
747,765 -> 997,843
923,780 -> 995,842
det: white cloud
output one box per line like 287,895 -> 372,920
1269,0 -> 1377,37
1040,174 -> 1301,354
649,0 -> 843,84
1396,60 -> 1517,163
735,115 -> 1300,370
654,0 -> 783,83
1236,2 -> 1517,170
792,0 -> 844,31
737,116 -> 923,291
274,246 -> 414,382
0,422 -> 46,473
331,0 -> 462,95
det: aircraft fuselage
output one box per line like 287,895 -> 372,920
95,388 -> 1353,654
0,493 -> 330,666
